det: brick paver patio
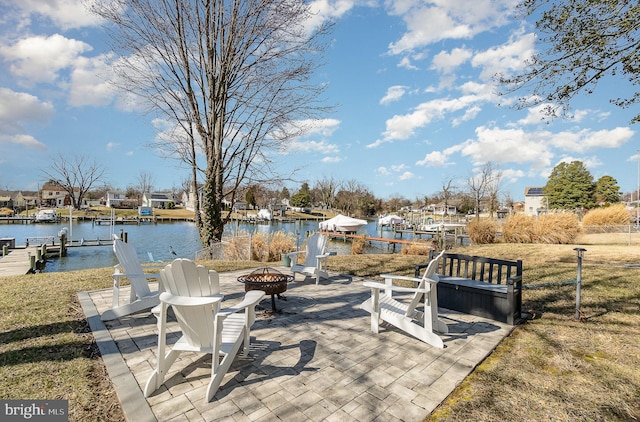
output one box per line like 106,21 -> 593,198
79,267 -> 514,422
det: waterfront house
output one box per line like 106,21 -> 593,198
14,191 -> 39,211
106,191 -> 138,208
41,183 -> 68,207
524,187 -> 547,216
142,192 -> 175,209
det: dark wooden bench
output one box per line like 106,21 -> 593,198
415,251 -> 523,325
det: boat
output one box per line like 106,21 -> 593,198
319,214 -> 368,233
378,214 -> 404,226
34,209 -> 58,223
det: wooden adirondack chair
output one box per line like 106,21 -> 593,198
101,235 -> 161,321
287,233 -> 330,284
360,250 -> 447,348
144,259 -> 264,402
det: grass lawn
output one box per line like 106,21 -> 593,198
1,239 -> 639,421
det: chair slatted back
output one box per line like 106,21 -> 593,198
406,249 -> 445,316
113,238 -> 152,299
304,233 -> 327,267
160,259 -> 221,348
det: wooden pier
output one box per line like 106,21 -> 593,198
0,246 -> 47,276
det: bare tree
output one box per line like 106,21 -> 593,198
135,171 -> 155,205
440,177 -> 457,220
92,0 -> 332,246
467,162 -> 500,219
313,176 -> 338,209
42,154 -> 106,209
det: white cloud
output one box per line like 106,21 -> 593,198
386,0 -> 519,55
296,118 -> 341,137
548,127 -> 634,153
377,166 -> 391,176
452,105 -> 481,126
286,140 -> 340,155
431,47 -> 472,74
68,54 -> 118,107
398,171 -> 415,180
471,31 -> 536,81
461,125 -> 553,169
381,94 -> 489,141
6,0 -> 105,30
415,150 -> 454,167
321,156 -> 342,163
304,0 -> 356,35
0,134 -> 46,150
0,34 -> 93,84
397,56 -> 418,70
0,88 -> 54,127
501,168 -> 525,184
0,88 -> 53,150
380,85 -> 407,105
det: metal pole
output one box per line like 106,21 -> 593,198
574,248 -> 586,320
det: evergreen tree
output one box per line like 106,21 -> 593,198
595,175 -> 622,204
544,161 -> 595,209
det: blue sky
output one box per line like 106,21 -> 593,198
0,0 -> 638,203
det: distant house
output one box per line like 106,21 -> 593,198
142,192 -> 175,209
14,191 -> 39,210
424,203 -> 458,215
233,201 -> 248,212
183,185 -> 203,211
0,194 -> 12,209
106,192 -> 138,208
41,183 -> 68,207
524,187 -> 546,216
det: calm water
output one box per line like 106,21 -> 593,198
1,219 -> 415,272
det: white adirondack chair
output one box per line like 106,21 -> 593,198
360,250 -> 447,348
287,233 -> 330,284
144,259 -> 264,402
101,235 -> 161,321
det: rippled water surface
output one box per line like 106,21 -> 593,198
1,219 -> 416,272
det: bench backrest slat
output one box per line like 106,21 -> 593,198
420,251 -> 522,285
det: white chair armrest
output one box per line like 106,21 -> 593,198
112,272 -> 160,280
159,292 -> 223,307
363,281 -> 430,294
379,274 -> 422,284
219,291 -> 265,316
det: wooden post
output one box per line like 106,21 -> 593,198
574,248 -> 586,320
59,234 -> 66,257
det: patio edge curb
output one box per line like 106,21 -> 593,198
78,291 -> 157,422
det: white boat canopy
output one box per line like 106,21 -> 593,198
319,214 -> 368,232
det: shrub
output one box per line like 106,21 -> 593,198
351,235 -> 366,255
582,203 -> 631,226
401,241 -> 435,255
502,212 -> 581,244
535,213 -> 581,244
502,214 -> 536,243
467,218 -> 498,244
248,230 -> 296,262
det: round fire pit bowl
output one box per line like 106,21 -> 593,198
237,267 -> 294,312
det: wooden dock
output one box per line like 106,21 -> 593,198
0,246 -> 43,276
320,232 -> 417,246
